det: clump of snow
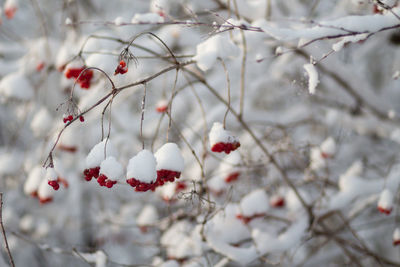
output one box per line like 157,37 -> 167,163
209,122 -> 239,146
79,250 -> 107,267
332,34 -> 368,52
86,140 -> 118,168
19,214 -> 35,232
154,143 -> 184,172
24,166 -> 45,195
393,228 -> 400,243
161,221 -> 202,260
303,63 -> 319,94
136,205 -> 158,226
193,34 -> 240,71
126,150 -> 157,183
30,108 -> 53,137
238,189 -> 269,217
0,72 -> 34,102
310,147 -> 326,171
131,13 -> 164,23
114,16 -> 124,26
45,168 -> 58,181
100,157 -> 124,181
393,70 -> 400,80
320,137 -> 336,157
378,189 -> 393,210
37,177 -> 54,200
65,17 -> 72,25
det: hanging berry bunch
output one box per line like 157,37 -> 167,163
209,122 -> 240,154
64,66 -> 94,89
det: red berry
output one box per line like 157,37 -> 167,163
48,180 -> 60,190
79,116 -> 84,122
97,174 -> 107,186
225,172 -> 240,183
39,197 -> 53,204
270,196 -> 285,208
36,62 -> 45,71
378,206 -> 392,215
114,60 -> 128,75
5,6 -> 17,19
156,105 -> 168,113
394,240 -> 400,246
65,67 -> 93,89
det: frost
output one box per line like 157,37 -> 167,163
193,34 -> 240,71
126,150 -> 157,183
154,143 -> 184,172
0,72 -> 34,102
86,140 -> 118,169
303,64 -> 319,94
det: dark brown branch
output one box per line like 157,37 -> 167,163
0,193 -> 15,267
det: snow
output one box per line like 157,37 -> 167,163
238,189 -> 269,217
114,16 -> 124,26
209,122 -> 239,146
0,150 -> 23,176
378,189 -> 393,210
45,168 -> 58,181
393,228 -> 400,241
0,72 -> 34,102
126,149 -> 157,183
136,205 -> 158,226
154,142 -> 184,172
99,157 -> 124,181
303,64 -> 319,94
30,108 -> 53,137
332,34 -> 368,52
65,17 -> 72,25
19,214 -> 35,232
24,166 -> 45,195
79,250 -> 107,267
86,140 -> 118,168
37,177 -> 54,200
320,137 -> 336,156
131,13 -> 164,23
310,147 -> 326,171
193,34 -> 240,71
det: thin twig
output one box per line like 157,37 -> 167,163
0,193 -> 15,267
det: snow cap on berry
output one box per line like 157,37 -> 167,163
378,189 -> 393,214
46,167 -> 58,182
37,177 -> 54,202
100,157 -> 124,182
393,228 -> 400,246
320,137 -> 336,158
238,189 -> 269,217
209,122 -> 239,146
127,150 -> 157,183
86,140 -> 118,169
154,143 -> 184,172
136,205 -> 159,226
24,166 -> 45,196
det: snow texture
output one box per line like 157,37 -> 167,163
45,168 -> 58,181
126,149 -> 157,183
154,142 -> 184,172
86,140 -> 118,168
30,108 -> 53,137
320,137 -> 336,156
0,72 -> 34,102
378,189 -> 393,210
239,189 -> 269,217
209,122 -> 239,146
37,177 -> 54,200
131,13 -> 164,23
193,34 -> 240,71
24,166 -> 45,195
79,251 -> 107,267
394,228 -> 400,241
136,205 -> 158,226
99,156 -> 124,181
304,64 -> 319,94
0,150 -> 23,176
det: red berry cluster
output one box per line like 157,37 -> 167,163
97,174 -> 117,188
114,60 -> 128,75
211,141 -> 241,154
378,206 -> 392,215
48,180 -> 60,190
5,6 -> 17,19
225,171 -> 240,183
270,196 -> 285,208
127,170 -> 182,192
236,213 -> 265,224
156,104 -> 168,113
83,167 -> 100,181
63,115 -> 73,123
65,67 -> 93,89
